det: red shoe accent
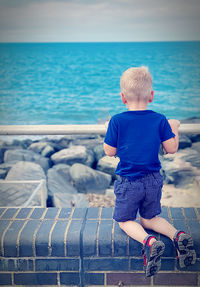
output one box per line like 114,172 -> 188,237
144,255 -> 147,266
143,236 -> 156,247
176,231 -> 185,242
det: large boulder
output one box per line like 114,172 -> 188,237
28,141 -> 54,157
6,161 -> 46,181
180,148 -> 200,169
192,142 -> 200,153
47,163 -> 89,208
51,145 -> 94,166
161,153 -> 199,188
46,136 -> 71,151
0,169 -> 7,179
97,156 -> 119,176
4,149 -> 50,172
0,162 -> 18,174
47,165 -> 77,197
178,135 -> 192,149
93,144 -> 105,162
51,164 -> 72,181
69,163 -> 112,194
0,180 -> 45,207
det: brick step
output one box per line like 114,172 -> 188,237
0,207 -> 199,286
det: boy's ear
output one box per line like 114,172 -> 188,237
121,92 -> 127,104
149,91 -> 154,103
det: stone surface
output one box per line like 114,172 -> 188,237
93,144 -> 105,162
4,149 -> 50,172
97,156 -> 119,176
51,145 -> 88,166
192,142 -> 200,153
51,164 -> 71,181
0,181 -> 43,207
47,166 -> 77,197
28,142 -> 54,157
180,148 -> 200,168
6,161 -> 46,181
69,163 -> 112,194
178,135 -> 192,149
0,169 -> 7,179
0,162 -> 18,173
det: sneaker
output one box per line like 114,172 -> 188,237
173,231 -> 196,268
142,235 -> 165,277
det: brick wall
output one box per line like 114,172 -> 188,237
0,207 -> 199,286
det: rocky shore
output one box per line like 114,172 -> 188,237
0,120 -> 200,208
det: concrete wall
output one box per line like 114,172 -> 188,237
0,207 -> 199,286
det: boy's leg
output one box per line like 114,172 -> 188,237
118,220 -> 165,277
140,216 -> 196,268
119,220 -> 155,244
140,216 -> 177,241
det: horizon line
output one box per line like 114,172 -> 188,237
0,40 -> 200,44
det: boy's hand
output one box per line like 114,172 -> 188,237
168,119 -> 180,129
105,116 -> 111,130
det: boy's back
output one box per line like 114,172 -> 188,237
105,110 -> 174,178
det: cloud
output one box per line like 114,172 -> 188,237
0,0 -> 199,42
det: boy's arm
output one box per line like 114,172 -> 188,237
104,117 -> 117,157
103,142 -> 117,157
162,119 -> 180,154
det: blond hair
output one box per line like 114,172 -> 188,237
120,66 -> 153,102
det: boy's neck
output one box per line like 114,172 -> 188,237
126,101 -> 148,111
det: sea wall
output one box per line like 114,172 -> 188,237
0,206 -> 199,286
0,124 -> 200,208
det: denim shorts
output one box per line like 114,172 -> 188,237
113,172 -> 163,222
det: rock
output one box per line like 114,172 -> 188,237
0,180 -> 45,207
164,167 -> 196,188
191,142 -> 200,153
51,164 -> 71,182
97,156 -> 119,176
180,148 -> 200,168
93,144 -> 105,162
178,135 -> 192,149
0,141 -> 23,164
71,136 -> 103,148
4,149 -> 50,172
47,137 -> 71,151
51,145 -> 92,166
69,163 -> 112,194
28,142 -> 54,157
0,169 -> 7,179
187,133 -> 200,143
53,192 -> 89,208
41,145 -> 55,157
0,162 -> 18,173
47,166 -> 77,197
161,153 -> 199,188
6,161 -> 46,180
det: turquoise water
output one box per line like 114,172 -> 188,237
0,42 -> 200,125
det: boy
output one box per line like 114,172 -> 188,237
104,67 -> 196,277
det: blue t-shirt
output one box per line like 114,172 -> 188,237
104,110 -> 175,179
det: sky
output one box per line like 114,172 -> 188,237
0,0 -> 200,42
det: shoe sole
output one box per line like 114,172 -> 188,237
177,233 -> 196,268
145,241 -> 165,277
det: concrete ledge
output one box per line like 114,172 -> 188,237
0,207 -> 199,286
1,123 -> 200,135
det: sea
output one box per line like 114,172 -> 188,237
0,41 -> 200,125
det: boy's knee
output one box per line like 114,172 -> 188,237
118,221 -> 125,230
140,216 -> 156,227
